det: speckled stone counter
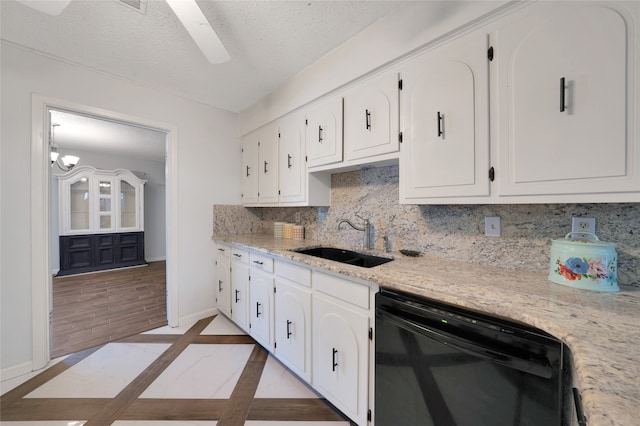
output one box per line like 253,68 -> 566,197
213,234 -> 640,426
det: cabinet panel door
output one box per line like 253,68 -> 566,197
400,31 -> 490,200
497,3 -> 636,195
231,261 -> 250,332
241,132 -> 259,205
313,295 -> 369,425
306,96 -> 343,167
274,278 -> 311,381
250,269 -> 274,350
258,124 -> 279,204
344,69 -> 399,161
278,114 -> 306,204
216,256 -> 231,317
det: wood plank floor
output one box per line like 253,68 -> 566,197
1,316 -> 351,425
51,261 -> 168,358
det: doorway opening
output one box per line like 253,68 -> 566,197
31,95 -> 179,368
48,107 -> 168,357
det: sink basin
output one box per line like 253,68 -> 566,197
291,247 -> 393,268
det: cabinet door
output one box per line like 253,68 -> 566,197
216,255 -> 231,317
250,268 -> 274,350
61,172 -> 92,234
496,2 -> 637,196
343,69 -> 399,161
278,113 -> 306,204
305,96 -> 343,167
231,261 -> 250,332
258,124 -> 279,204
400,31 -> 490,201
241,131 -> 259,205
274,278 -> 311,382
313,295 -> 369,426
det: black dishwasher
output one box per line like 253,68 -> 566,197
375,288 -> 567,426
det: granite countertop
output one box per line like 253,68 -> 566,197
213,234 -> 640,426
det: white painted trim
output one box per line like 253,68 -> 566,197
0,361 -> 34,382
145,256 -> 167,262
30,95 -> 179,367
178,307 -> 218,327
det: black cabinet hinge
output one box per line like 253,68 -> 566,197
305,155 -> 308,162
278,133 -> 281,138
305,119 -> 308,126
399,132 -> 403,143
489,166 -> 495,182
367,409 -> 372,422
278,190 -> 281,195
488,46 -> 494,62
274,341 -> 277,349
398,79 -> 403,90
273,286 -> 276,293
368,328 -> 373,340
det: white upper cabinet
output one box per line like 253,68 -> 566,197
305,96 -> 343,168
58,166 -> 145,235
343,68 -> 400,162
400,30 -> 490,202
241,130 -> 260,205
258,123 -> 279,204
278,113 -> 306,204
495,2 -> 639,200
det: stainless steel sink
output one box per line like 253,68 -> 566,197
291,247 -> 393,268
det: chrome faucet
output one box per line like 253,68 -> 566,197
337,215 -> 372,249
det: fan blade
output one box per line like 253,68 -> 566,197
165,0 -> 230,64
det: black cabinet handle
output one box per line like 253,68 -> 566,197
246,165 -> 250,177
256,302 -> 262,318
437,111 -> 444,138
264,161 -> 268,174
218,280 -> 223,292
217,248 -> 226,252
318,125 -> 323,143
287,154 -> 292,169
365,109 -> 371,130
332,348 -> 338,371
286,320 -> 292,339
252,260 -> 264,265
233,253 -> 242,258
560,77 -> 566,112
235,289 -> 240,303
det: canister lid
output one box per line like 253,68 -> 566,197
552,232 -> 616,248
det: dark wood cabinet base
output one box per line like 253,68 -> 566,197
58,232 -> 146,276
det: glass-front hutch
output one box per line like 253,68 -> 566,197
57,166 -> 146,275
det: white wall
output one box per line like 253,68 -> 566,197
238,1 -> 510,134
50,147 -> 168,271
0,42 -> 240,373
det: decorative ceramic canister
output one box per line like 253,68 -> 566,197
283,223 -> 294,239
274,222 -> 284,238
549,232 -> 619,292
293,225 -> 304,240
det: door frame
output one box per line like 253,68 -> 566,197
31,94 -> 179,369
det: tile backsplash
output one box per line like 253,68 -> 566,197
213,165 -> 640,288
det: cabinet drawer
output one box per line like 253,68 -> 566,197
216,242 -> 231,258
231,247 -> 250,264
313,271 -> 369,310
275,260 -> 311,288
250,252 -> 274,273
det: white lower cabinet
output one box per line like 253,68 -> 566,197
312,272 -> 371,426
230,248 -> 250,332
218,244 -> 374,426
215,243 -> 231,318
249,252 -> 274,350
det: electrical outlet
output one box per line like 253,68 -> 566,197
571,217 -> 596,236
295,212 -> 301,224
485,216 -> 501,237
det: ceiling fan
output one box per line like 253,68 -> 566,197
15,0 -> 230,64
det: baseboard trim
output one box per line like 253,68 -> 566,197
146,256 -> 166,262
178,307 -> 218,327
0,360 -> 34,382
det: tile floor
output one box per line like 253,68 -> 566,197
0,315 -> 351,426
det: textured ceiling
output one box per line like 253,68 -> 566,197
1,0 -> 407,113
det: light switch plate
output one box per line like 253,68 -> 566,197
485,216 -> 501,237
